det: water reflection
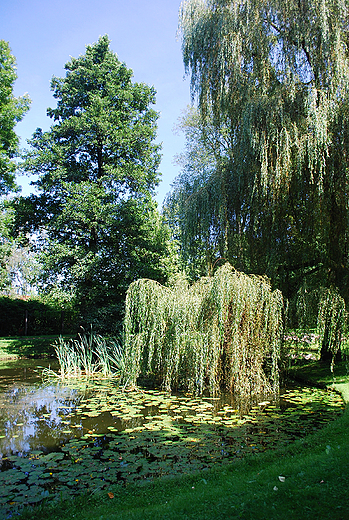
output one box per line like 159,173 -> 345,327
0,359 -> 345,462
0,360 -> 81,457
0,359 -> 276,458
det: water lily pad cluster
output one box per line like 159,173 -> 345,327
0,383 -> 344,519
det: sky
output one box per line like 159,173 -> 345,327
1,0 -> 191,206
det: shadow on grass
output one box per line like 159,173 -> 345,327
0,335 -> 70,359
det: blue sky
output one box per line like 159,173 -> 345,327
1,0 -> 191,205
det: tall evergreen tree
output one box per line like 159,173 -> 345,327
17,35 -> 174,330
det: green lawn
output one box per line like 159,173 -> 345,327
0,335 -> 69,359
17,360 -> 349,520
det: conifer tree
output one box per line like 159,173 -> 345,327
18,36 -> 173,330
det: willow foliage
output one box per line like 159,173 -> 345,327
171,0 -> 349,340
122,263 -> 283,397
165,107 -> 232,279
179,0 -> 349,194
317,287 -> 346,361
296,284 -> 347,362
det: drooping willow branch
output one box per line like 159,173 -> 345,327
121,263 -> 284,397
296,284 -> 347,363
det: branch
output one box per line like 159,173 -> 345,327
277,261 -> 323,276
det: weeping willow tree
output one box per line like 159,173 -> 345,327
296,284 -> 347,364
168,0 -> 349,359
179,0 -> 349,196
317,287 -> 347,363
122,263 -> 283,397
165,107 -> 233,280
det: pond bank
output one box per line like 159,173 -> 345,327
16,361 -> 349,520
288,358 -> 349,404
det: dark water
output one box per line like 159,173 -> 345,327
0,359 -> 80,456
0,359 -> 278,458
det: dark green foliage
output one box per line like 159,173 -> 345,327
0,202 -> 15,290
0,297 -> 77,336
16,36 -> 175,330
0,40 -> 30,195
0,41 -> 30,293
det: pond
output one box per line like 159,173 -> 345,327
0,358 -> 345,519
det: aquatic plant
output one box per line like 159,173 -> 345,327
122,263 -> 284,397
0,381 -> 344,518
51,332 -> 123,379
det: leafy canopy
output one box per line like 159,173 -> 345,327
179,0 -> 349,192
23,34 -> 160,203
17,36 -> 173,329
0,40 -> 30,195
123,263 -> 283,397
165,0 -> 349,361
173,0 -> 349,300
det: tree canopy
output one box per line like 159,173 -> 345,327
0,40 -> 30,195
171,0 -> 349,298
16,35 -> 174,330
0,41 -> 30,293
162,0 -> 349,358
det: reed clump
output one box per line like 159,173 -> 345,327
122,263 -> 284,397
50,332 -> 123,380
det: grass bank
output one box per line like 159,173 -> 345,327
0,335 -> 71,359
18,362 -> 349,520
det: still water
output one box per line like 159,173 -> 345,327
0,359 -> 79,456
0,358 -> 275,458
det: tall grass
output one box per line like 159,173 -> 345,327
50,332 -> 123,379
